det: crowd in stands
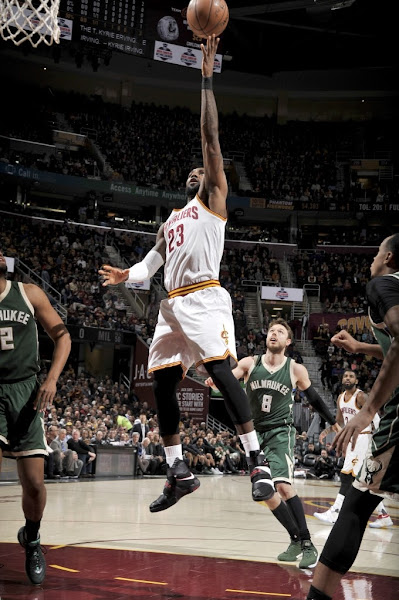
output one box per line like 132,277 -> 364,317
291,249 -> 374,307
40,366 -> 327,481
2,82 -> 397,208
0,213 -> 154,334
40,367 -> 250,478
2,212 -> 287,359
313,224 -> 387,247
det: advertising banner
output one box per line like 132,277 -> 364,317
261,286 -> 304,302
132,337 -> 155,407
125,280 -> 151,291
309,313 -> 371,339
154,40 -> 222,72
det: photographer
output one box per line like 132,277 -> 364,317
310,449 -> 335,480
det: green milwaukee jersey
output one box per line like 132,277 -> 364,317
368,271 -> 399,396
366,271 -> 399,455
0,281 -> 40,382
246,355 -> 296,432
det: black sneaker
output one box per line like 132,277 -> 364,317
17,526 -> 46,585
247,450 -> 275,502
149,458 -> 200,513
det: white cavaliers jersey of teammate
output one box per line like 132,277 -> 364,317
338,388 -> 379,476
163,195 -> 226,293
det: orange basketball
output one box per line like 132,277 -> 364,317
186,0 -> 229,39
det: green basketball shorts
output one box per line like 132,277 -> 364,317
256,424 -> 296,484
0,376 -> 47,458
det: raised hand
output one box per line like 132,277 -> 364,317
201,34 -> 220,78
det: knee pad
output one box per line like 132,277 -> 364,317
251,465 -> 275,501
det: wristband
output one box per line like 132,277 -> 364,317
202,76 -> 213,90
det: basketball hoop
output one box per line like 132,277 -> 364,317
0,0 -> 61,47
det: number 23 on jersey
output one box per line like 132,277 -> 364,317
168,224 -> 185,253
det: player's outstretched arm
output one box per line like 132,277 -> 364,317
331,329 -> 384,360
294,363 -> 339,430
99,224 -> 166,285
199,34 -> 228,218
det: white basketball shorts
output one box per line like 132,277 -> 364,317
148,286 -> 237,376
341,431 -> 372,476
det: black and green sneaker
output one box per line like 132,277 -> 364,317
18,526 -> 46,585
277,539 -> 302,562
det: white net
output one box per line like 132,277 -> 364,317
0,0 -> 60,47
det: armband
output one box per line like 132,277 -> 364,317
303,385 -> 336,426
202,76 -> 213,90
127,248 -> 164,283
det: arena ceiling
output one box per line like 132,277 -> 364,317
0,0 -> 397,90
223,0 -> 396,75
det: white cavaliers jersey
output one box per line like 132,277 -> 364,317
339,387 -> 378,475
163,195 -> 226,293
338,388 -> 379,432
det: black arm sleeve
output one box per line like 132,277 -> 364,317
303,385 -> 336,425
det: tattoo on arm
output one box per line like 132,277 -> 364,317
201,89 -> 219,143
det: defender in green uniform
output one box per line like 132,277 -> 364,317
306,233 -> 399,600
0,249 -> 71,585
206,318 -> 339,569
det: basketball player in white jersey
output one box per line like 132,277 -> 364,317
99,35 -> 270,513
314,370 -> 392,527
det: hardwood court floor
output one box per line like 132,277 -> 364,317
0,474 -> 398,599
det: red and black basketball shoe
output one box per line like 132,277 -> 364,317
149,458 -> 200,513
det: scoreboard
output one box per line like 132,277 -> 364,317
59,0 -> 224,61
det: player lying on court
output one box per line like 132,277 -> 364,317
99,35 -> 270,513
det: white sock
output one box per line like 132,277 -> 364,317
165,444 -> 183,467
331,493 -> 345,511
239,430 -> 260,456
